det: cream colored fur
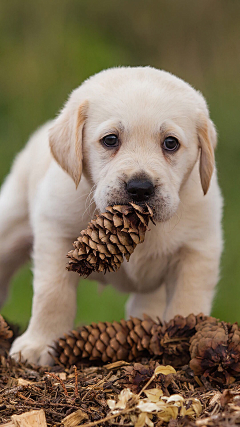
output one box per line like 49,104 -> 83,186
0,67 -> 223,365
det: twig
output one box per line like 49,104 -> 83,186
12,397 -> 80,410
81,371 -> 113,401
17,392 -> 36,403
74,365 -> 79,398
0,386 -> 25,396
76,406 -> 136,427
137,372 -> 156,397
194,376 -> 204,387
45,372 -> 69,397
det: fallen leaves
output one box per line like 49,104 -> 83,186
106,365 -> 202,426
107,387 -> 202,425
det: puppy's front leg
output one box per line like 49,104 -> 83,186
164,245 -> 221,321
126,284 -> 167,321
10,225 -> 79,365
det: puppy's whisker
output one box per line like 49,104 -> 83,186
85,193 -> 96,212
86,183 -> 97,198
75,191 -> 94,202
165,208 -> 182,233
84,184 -> 97,209
79,184 -> 98,220
81,198 -> 96,220
75,184 -> 97,203
168,218 -> 180,233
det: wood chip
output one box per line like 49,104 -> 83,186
2,410 -> 48,427
62,409 -> 88,427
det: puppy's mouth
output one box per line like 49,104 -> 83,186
97,178 -> 176,223
104,194 -> 165,222
108,199 -> 154,212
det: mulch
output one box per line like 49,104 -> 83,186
1,354 -> 240,426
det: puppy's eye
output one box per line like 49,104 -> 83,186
102,134 -> 119,148
163,136 -> 180,152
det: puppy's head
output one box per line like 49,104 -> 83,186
49,67 -> 216,222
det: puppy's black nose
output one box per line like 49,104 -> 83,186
126,179 -> 154,202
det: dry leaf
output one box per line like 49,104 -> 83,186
157,405 -> 179,422
107,400 -> 117,411
135,412 -> 154,427
145,388 -> 163,402
185,398 -> 202,418
154,365 -> 176,376
107,388 -> 135,412
180,406 -> 187,417
165,394 -> 184,405
137,399 -> 166,413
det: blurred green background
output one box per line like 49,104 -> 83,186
0,0 -> 240,329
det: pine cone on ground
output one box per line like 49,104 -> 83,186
0,315 -> 13,356
67,203 -> 154,277
190,319 -> 240,384
149,314 -> 209,368
55,314 -> 208,368
55,315 -> 158,367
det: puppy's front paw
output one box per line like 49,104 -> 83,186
9,332 -> 55,366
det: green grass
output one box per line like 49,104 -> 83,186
1,264 -> 128,330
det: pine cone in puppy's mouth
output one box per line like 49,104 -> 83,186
67,203 -> 154,277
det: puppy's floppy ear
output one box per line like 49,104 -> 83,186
49,100 -> 88,187
197,114 -> 217,195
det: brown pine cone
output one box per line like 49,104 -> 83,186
67,203 -> 154,277
55,315 -> 158,367
149,313 -> 209,367
0,315 -> 13,356
190,319 -> 240,384
55,314 -> 208,368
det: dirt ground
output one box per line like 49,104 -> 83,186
1,354 -> 240,427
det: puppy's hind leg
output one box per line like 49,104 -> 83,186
0,153 -> 32,307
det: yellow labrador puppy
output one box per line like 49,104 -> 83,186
0,67 -> 223,365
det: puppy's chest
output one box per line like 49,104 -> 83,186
123,224 -> 183,292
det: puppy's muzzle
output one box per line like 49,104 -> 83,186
126,178 -> 154,202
